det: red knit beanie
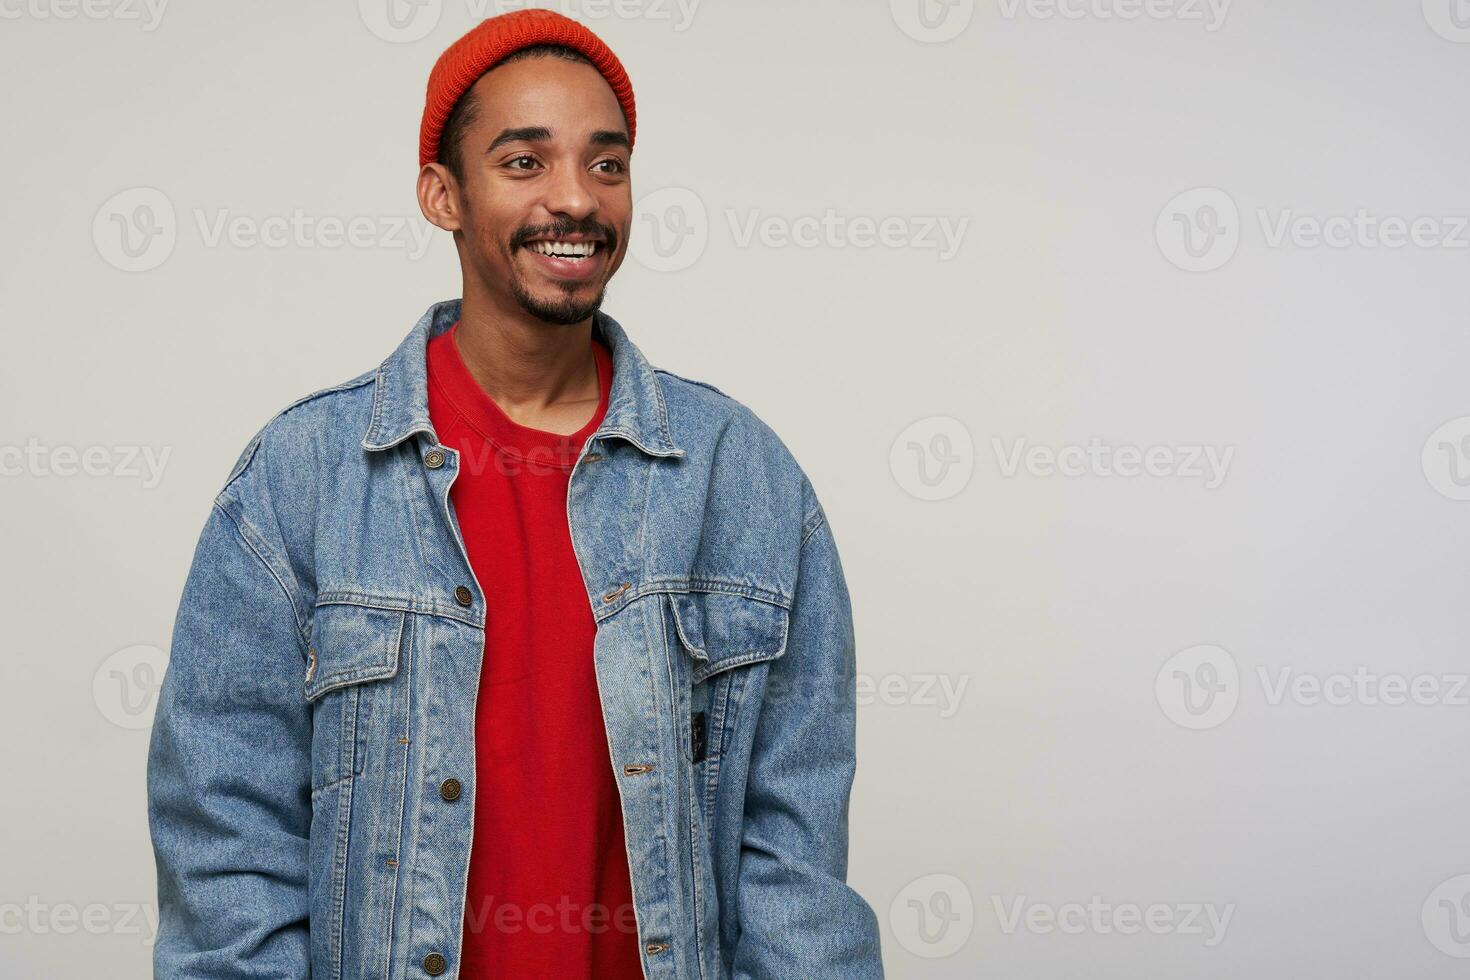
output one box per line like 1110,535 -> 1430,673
418,9 -> 637,169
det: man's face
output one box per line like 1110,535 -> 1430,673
445,56 -> 632,325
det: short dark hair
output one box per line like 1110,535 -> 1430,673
437,44 -> 598,183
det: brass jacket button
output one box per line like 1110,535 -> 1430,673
422,952 -> 447,975
454,585 -> 473,606
439,778 -> 462,802
423,448 -> 446,469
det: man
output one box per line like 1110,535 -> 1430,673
146,9 -> 883,979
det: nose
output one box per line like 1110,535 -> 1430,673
541,161 -> 599,224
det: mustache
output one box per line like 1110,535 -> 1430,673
511,219 -> 617,250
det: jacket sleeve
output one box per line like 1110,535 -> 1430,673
729,499 -> 885,979
146,497 -> 312,979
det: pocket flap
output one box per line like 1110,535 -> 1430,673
667,591 -> 789,682
304,601 -> 405,701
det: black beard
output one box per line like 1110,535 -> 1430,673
506,218 -> 617,325
509,260 -> 605,325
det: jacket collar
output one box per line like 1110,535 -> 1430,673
362,298 -> 684,459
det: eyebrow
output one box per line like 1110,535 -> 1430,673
485,126 -> 630,154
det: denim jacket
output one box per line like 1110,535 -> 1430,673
146,298 -> 884,980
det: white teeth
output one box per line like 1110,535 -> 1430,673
527,240 -> 599,258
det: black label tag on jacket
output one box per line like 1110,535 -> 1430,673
691,710 -> 707,763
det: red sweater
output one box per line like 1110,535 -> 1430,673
427,321 -> 643,978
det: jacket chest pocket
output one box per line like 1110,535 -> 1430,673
660,588 -> 789,969
304,601 -> 407,799
662,590 -> 790,765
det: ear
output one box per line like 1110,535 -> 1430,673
417,162 -> 463,233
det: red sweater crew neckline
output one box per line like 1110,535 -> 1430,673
427,319 -> 612,467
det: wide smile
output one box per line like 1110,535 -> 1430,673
519,238 -> 607,283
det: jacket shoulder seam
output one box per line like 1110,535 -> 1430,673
211,500 -> 311,649
800,504 -> 827,550
221,369 -> 376,493
653,367 -> 734,401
